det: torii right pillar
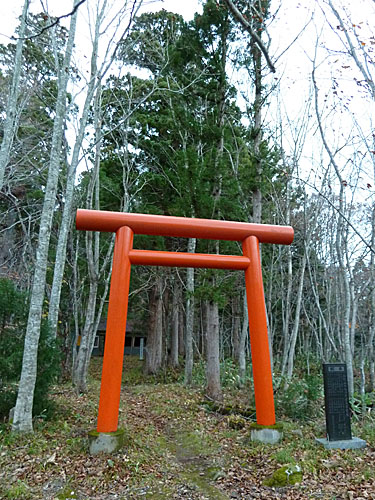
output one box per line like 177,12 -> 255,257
243,235 -> 283,444
243,236 -> 274,423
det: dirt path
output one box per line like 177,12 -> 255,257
165,425 -> 229,500
1,364 -> 375,499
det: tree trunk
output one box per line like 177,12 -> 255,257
231,277 -> 242,363
280,180 -> 293,377
72,280 -> 97,392
145,274 -> 163,375
178,306 -> 185,357
0,0 -> 29,190
313,68 -> 354,395
205,299 -> 222,401
368,208 -> 375,390
48,6 -> 106,337
170,277 -> 180,368
238,293 -> 249,384
48,0 -> 143,337
184,237 -> 196,385
72,81 -> 102,393
12,1 -> 79,433
286,253 -> 307,379
251,32 -> 263,225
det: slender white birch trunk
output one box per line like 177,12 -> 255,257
72,84 -> 103,392
48,2 -> 106,337
337,222 -> 354,396
205,300 -> 222,401
12,1 -> 79,433
286,252 -> 307,379
48,0 -> 144,338
281,179 -> 293,377
313,68 -> 354,396
184,237 -> 196,385
0,0 -> 29,190
238,293 -> 249,384
368,208 -> 375,389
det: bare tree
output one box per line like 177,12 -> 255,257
12,0 -> 80,433
48,0 -> 144,338
0,0 -> 29,190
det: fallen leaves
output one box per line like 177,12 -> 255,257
1,358 -> 375,499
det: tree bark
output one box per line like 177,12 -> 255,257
144,274 -> 163,375
368,208 -> 375,390
178,306 -> 185,357
12,1 -> 79,433
48,3 -> 106,337
251,31 -> 263,225
238,293 -> 249,384
231,286 -> 242,364
184,238 -> 196,385
0,0 -> 29,190
170,277 -> 180,368
205,299 -> 223,401
286,253 -> 307,379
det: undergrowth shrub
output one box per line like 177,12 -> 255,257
0,278 -> 61,420
350,392 -> 375,420
275,373 -> 323,420
188,358 -> 251,388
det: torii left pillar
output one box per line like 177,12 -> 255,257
97,226 -> 133,432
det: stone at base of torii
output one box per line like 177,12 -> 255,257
249,423 -> 283,445
315,436 -> 366,449
88,428 -> 128,455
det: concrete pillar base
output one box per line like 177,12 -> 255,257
88,428 -> 127,455
249,423 -> 283,445
315,437 -> 367,450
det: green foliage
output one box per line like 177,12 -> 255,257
275,374 -> 323,421
220,358 -> 248,387
0,279 -> 61,419
33,322 -> 62,418
350,392 -> 375,420
3,480 -> 31,499
271,448 -> 296,465
188,358 -> 251,389
0,278 -> 27,327
55,486 -> 78,500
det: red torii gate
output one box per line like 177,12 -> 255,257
76,209 -> 294,433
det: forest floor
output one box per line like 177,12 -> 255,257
1,357 -> 375,499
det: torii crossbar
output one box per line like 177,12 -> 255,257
76,209 -> 294,433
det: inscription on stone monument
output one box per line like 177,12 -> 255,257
323,363 -> 352,441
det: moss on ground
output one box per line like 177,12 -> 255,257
263,464 -> 303,487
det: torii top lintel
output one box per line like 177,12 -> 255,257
76,209 -> 294,245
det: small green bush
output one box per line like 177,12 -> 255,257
0,279 -> 61,420
275,374 -> 323,420
0,278 -> 26,328
350,392 -> 375,420
33,321 -> 62,417
221,358 -> 250,387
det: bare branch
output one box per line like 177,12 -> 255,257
13,0 -> 88,40
294,174 -> 375,255
325,0 -> 375,101
222,0 -> 276,73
